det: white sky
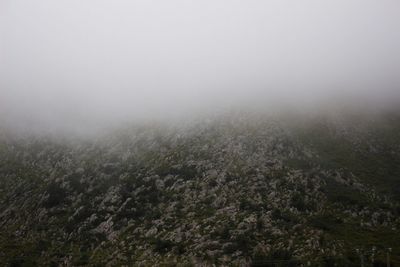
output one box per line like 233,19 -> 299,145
1,0 -> 400,132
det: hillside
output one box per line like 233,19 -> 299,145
0,113 -> 399,266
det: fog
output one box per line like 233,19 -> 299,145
1,0 -> 400,134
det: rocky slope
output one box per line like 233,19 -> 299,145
0,113 -> 399,266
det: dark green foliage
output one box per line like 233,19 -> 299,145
285,157 -> 312,170
152,238 -> 175,254
296,118 -> 400,201
232,232 -> 254,254
291,193 -> 306,211
239,197 -> 259,211
309,214 -> 342,232
43,182 -> 67,208
323,177 -> 369,207
272,209 -> 300,225
251,249 -> 296,267
67,173 -> 84,193
72,252 -> 90,266
156,164 -> 198,179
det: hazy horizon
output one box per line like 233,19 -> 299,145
1,0 -> 400,134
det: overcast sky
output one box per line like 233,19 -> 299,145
1,0 -> 400,132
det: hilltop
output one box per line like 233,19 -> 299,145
0,112 -> 399,266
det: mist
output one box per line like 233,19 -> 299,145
1,0 -> 400,134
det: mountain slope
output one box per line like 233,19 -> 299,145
0,114 -> 399,266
